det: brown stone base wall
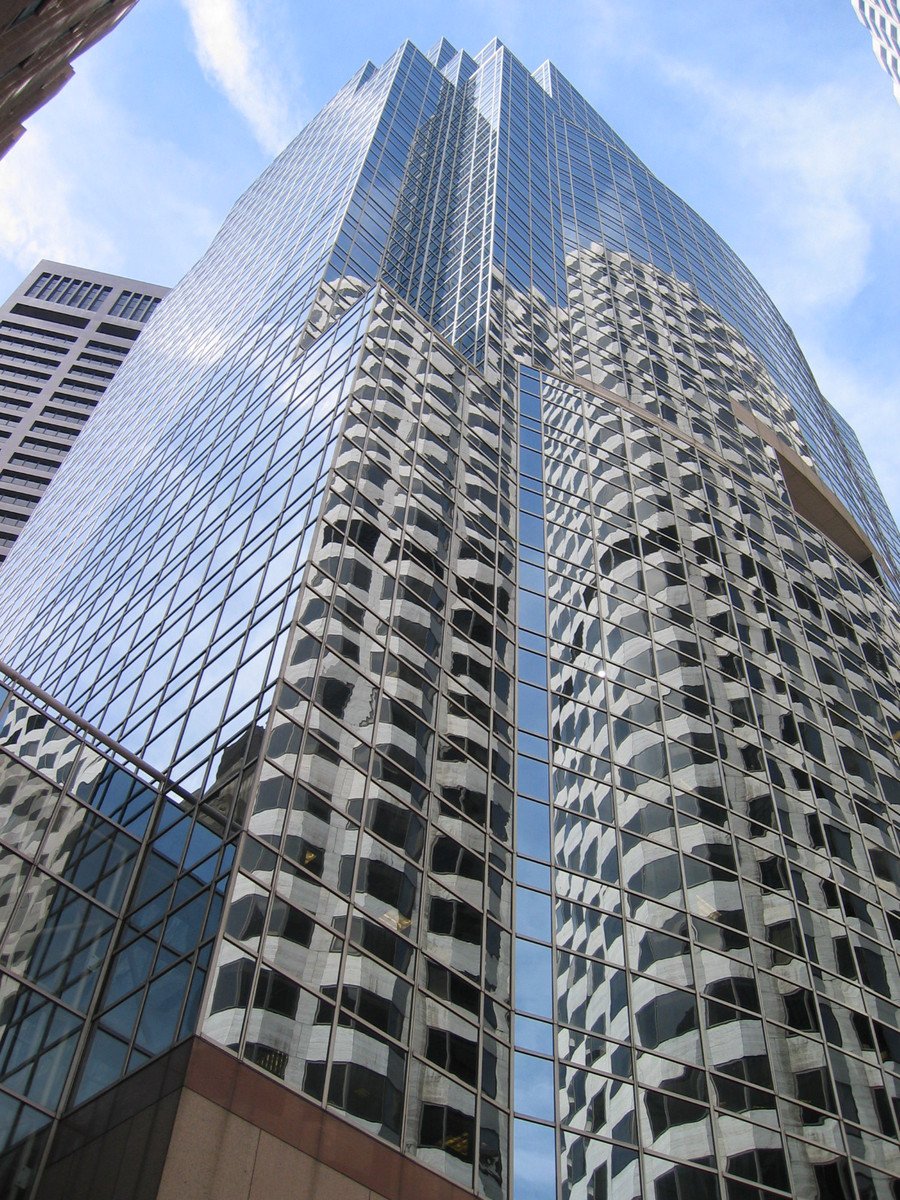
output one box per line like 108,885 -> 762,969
36,1042 -> 192,1200
157,1090 -> 387,1200
36,1039 -> 477,1200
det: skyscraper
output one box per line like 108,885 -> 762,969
1,36 -> 899,1200
0,260 -> 168,564
852,0 -> 900,104
0,0 -> 140,160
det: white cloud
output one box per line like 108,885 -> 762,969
653,60 -> 900,317
179,0 -> 300,155
0,66 -> 221,297
0,129 -> 117,274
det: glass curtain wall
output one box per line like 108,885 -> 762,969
0,35 -> 897,1200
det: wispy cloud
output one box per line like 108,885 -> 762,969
0,68 -> 220,296
0,128 -> 117,274
648,58 -> 900,316
179,0 -> 301,155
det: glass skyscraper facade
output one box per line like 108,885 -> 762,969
1,36 -> 899,1200
853,0 -> 900,105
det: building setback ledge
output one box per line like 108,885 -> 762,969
730,397 -> 881,571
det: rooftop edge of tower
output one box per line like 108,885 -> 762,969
350,59 -> 377,91
531,58 -> 556,95
473,36 -> 507,64
441,47 -> 479,87
426,37 -> 457,68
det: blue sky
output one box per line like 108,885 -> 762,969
0,0 -> 898,518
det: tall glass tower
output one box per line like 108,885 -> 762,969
1,38 -> 899,1200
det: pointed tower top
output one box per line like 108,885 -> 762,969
426,37 -> 458,69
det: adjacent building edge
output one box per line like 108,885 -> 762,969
35,1037 -> 478,1200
